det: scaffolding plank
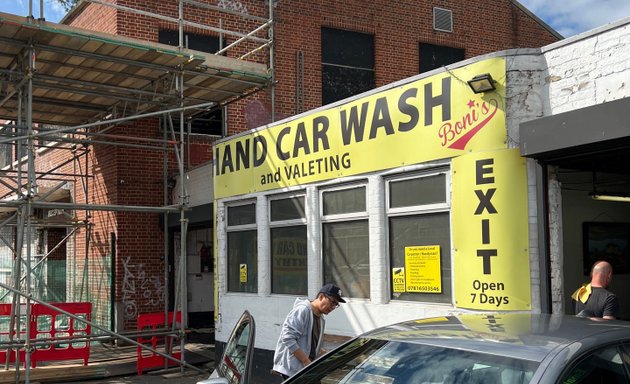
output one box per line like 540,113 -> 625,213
0,11 -> 269,127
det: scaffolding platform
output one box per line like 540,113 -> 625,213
0,10 -> 269,126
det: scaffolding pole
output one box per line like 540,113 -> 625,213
0,0 -> 273,381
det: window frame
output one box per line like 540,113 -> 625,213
419,43 -> 465,74
268,193 -> 307,227
268,193 -> 308,295
321,27 -> 375,105
226,201 -> 258,293
320,183 -> 370,299
320,183 -> 368,222
385,168 -> 452,303
386,169 -> 451,216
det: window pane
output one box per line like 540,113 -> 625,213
323,187 -> 366,215
271,226 -> 307,295
217,317 -> 253,383
560,345 -> 627,384
322,65 -> 375,105
227,230 -> 257,293
323,221 -> 369,298
322,28 -> 374,67
390,174 -> 446,208
321,27 -> 375,105
228,204 -> 256,226
294,338 -> 539,384
271,197 -> 305,221
389,213 -> 451,303
419,43 -> 465,73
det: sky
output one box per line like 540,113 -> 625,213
1,0 -> 630,38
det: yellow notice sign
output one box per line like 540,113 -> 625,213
392,267 -> 406,293
405,246 -> 441,293
452,148 -> 530,310
239,264 -> 247,283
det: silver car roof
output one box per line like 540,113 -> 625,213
360,313 -> 630,363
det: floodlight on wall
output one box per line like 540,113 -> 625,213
467,73 -> 496,93
590,193 -> 630,203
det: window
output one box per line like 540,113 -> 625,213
216,311 -> 255,384
159,29 -> 224,136
388,171 -> 452,303
227,203 -> 257,293
270,195 -> 307,295
419,43 -> 465,74
0,124 -> 14,167
290,337 -> 539,384
560,344 -> 629,384
321,28 -> 375,105
322,186 -> 369,298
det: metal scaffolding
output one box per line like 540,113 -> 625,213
0,0 -> 272,381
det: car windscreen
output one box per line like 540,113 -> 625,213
290,337 -> 540,384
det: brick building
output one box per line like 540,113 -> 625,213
0,0 -> 559,342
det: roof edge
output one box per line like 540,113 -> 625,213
510,0 -> 564,40
59,0 -> 90,25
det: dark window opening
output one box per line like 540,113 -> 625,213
159,30 -> 225,136
419,43 -> 465,73
321,28 -> 375,105
158,29 -> 224,54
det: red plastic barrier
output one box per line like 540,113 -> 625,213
136,311 -> 181,375
0,304 -> 27,366
29,302 -> 92,368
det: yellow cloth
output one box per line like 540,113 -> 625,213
571,283 -> 592,304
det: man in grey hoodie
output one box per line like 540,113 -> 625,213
272,283 -> 346,379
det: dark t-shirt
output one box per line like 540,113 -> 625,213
310,314 -> 321,360
574,287 -> 620,318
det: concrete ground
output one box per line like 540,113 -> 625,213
68,367 -> 213,383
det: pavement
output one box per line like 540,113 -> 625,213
68,367 -> 213,383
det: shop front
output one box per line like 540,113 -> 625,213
212,55 -> 538,362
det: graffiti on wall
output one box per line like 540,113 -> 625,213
217,0 -> 248,13
122,256 -> 165,320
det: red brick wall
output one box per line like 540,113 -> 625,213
55,0 -> 559,330
67,2 -> 118,33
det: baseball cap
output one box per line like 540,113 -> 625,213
319,283 -> 346,303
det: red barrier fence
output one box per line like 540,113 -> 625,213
0,303 -> 27,365
0,302 -> 92,368
137,311 -> 181,375
30,302 -> 92,368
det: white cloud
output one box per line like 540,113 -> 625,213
518,0 -> 630,37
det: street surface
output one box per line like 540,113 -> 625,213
68,366 -> 212,383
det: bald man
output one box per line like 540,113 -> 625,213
573,260 -> 620,319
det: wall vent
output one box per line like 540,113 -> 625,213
433,7 -> 453,32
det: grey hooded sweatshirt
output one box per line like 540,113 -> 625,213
272,297 -> 325,377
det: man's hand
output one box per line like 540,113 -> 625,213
293,348 -> 311,367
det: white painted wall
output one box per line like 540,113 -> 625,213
537,18 -> 630,314
541,20 -> 630,114
505,52 -> 549,314
173,163 -> 214,207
